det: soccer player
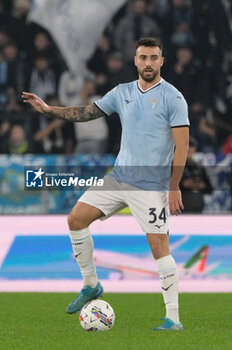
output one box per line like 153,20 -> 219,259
22,37 -> 189,331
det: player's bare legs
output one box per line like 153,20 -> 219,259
68,201 -> 104,288
66,202 -> 104,314
68,201 -> 104,230
146,233 -> 182,330
146,233 -> 170,260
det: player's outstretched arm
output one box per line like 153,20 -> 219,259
21,92 -> 103,122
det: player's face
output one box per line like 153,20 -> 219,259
134,46 -> 164,83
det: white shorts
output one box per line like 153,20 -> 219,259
79,175 -> 169,234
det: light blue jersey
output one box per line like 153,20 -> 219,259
95,79 -> 189,190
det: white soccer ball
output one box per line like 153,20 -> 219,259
79,299 -> 115,332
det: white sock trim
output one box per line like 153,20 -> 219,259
156,255 -> 180,323
69,227 -> 98,288
70,227 -> 91,242
166,304 -> 178,310
156,255 -> 176,272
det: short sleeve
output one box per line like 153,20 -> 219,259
167,94 -> 190,128
94,86 -> 118,116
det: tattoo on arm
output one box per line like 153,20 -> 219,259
46,104 -> 104,122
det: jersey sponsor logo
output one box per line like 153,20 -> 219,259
26,168 -> 44,188
151,99 -> 160,109
125,99 -> 133,104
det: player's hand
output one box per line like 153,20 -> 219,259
169,189 -> 184,215
21,92 -> 51,114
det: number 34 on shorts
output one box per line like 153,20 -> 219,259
147,206 -> 169,233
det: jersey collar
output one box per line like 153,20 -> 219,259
137,78 -> 163,93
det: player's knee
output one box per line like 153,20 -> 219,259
67,211 -> 86,230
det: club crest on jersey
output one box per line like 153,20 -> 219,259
151,99 -> 160,109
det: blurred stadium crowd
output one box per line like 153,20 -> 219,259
0,0 -> 232,156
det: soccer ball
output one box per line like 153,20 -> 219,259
79,299 -> 115,331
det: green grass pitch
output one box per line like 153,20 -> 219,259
0,293 -> 231,350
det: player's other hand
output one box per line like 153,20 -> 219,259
169,189 -> 184,215
21,92 -> 51,114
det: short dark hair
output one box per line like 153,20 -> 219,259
136,37 -> 163,52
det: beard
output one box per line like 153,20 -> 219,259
138,67 -> 158,82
